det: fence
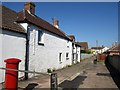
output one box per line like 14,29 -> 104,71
81,54 -> 93,60
108,55 -> 120,72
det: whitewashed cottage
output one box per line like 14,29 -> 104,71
0,5 -> 26,83
0,2 -> 81,82
68,35 -> 81,64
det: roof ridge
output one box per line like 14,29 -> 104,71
1,5 -> 17,14
17,9 -> 70,40
1,5 -> 26,33
33,12 -> 68,38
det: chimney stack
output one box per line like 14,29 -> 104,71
53,20 -> 59,28
24,2 -> 35,15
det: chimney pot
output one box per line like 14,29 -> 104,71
53,20 -> 59,28
24,2 -> 35,15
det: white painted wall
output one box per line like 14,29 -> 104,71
102,47 -> 109,53
72,45 -> 81,64
92,49 -> 102,54
92,47 -> 109,54
21,24 -> 73,77
0,29 -> 3,84
81,54 -> 93,60
76,46 -> 80,62
0,29 -> 26,83
72,44 -> 76,63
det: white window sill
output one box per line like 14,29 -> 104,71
59,62 -> 62,64
38,42 -> 44,46
66,58 -> 69,60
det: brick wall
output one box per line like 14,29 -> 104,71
97,54 -> 107,60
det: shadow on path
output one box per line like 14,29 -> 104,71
59,75 -> 87,89
96,72 -> 111,77
24,83 -> 38,90
105,59 -> 120,89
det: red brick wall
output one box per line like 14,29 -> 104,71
97,54 -> 107,60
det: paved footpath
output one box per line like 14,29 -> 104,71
17,56 -> 118,89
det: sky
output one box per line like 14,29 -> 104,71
2,2 -> 118,48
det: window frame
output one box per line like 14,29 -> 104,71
66,53 -> 69,60
59,53 -> 62,64
38,30 -> 44,45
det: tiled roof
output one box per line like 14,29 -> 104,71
109,44 -> 120,52
0,5 -> 26,34
78,42 -> 88,49
74,42 -> 81,47
68,35 -> 75,41
91,47 -> 104,50
17,9 -> 71,40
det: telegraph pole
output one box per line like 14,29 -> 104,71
96,40 -> 98,53
52,17 -> 54,25
96,40 -> 98,61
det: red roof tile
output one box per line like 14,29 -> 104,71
74,42 -> 81,47
109,44 -> 120,52
78,42 -> 88,50
68,35 -> 75,41
91,47 -> 104,50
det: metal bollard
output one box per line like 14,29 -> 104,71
50,73 -> 58,90
4,58 -> 21,90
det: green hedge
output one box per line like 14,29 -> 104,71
81,50 -> 93,54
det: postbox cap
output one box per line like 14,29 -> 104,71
4,58 -> 21,64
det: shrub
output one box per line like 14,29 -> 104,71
81,50 -> 92,54
67,65 -> 71,67
47,68 -> 52,73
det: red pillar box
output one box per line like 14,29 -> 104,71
4,58 -> 21,90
